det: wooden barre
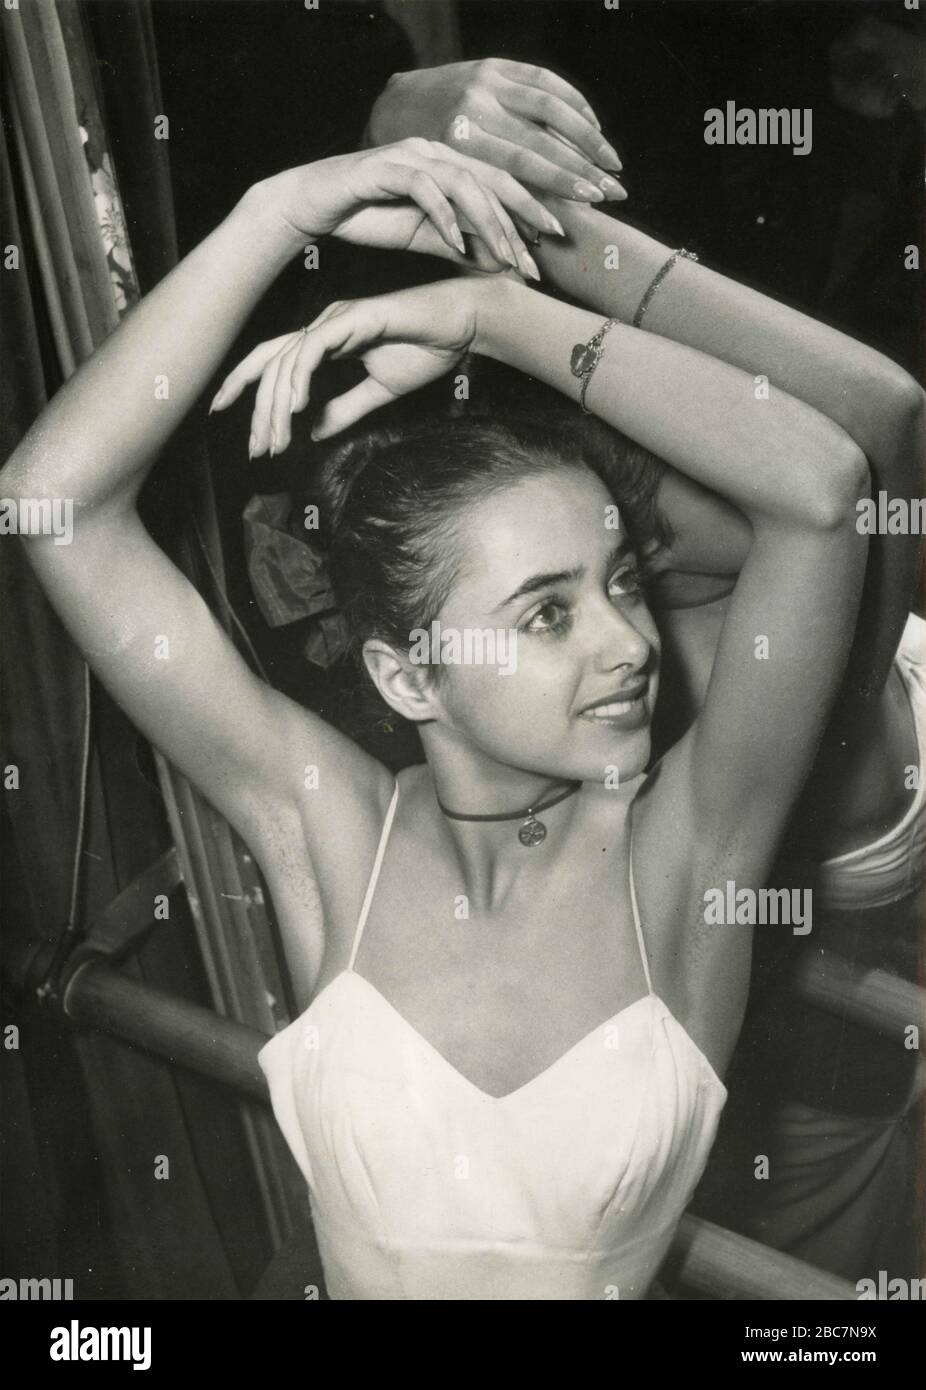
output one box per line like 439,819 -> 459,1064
795,951 -> 925,1039
669,1215 -> 856,1301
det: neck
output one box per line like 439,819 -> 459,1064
419,729 -> 584,906
422,725 -> 572,815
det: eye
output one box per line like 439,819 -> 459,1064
607,563 -> 643,598
522,597 -> 572,636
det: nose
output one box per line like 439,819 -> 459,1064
589,596 -> 654,676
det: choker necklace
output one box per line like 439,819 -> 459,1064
435,781 -> 582,847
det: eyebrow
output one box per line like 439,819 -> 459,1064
492,540 -> 633,613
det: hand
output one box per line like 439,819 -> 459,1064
365,58 -> 626,203
211,280 -> 483,455
264,139 -> 563,277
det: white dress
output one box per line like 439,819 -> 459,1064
258,783 -> 728,1299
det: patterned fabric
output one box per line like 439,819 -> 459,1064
78,121 -> 137,315
243,493 -> 350,668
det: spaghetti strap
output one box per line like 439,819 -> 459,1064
627,801 -> 655,997
348,781 -> 400,971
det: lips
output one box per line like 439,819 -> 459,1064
578,681 -> 648,716
577,681 -> 650,729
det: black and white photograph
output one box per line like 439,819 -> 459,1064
1,0 -> 924,1343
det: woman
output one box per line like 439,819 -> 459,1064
2,139 -> 869,1300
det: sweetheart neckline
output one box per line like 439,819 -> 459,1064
272,969 -> 726,1105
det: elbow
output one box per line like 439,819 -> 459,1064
854,359 -> 926,451
875,361 -> 926,427
807,435 -> 871,532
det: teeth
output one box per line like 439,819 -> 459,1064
584,697 -> 640,719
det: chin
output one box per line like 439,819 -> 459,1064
570,724 -> 652,785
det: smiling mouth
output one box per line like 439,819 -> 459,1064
577,683 -> 649,724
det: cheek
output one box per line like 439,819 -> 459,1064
438,638 -> 576,733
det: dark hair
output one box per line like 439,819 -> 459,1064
310,409 -> 671,674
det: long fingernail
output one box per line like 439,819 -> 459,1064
450,221 -> 466,255
600,176 -> 627,200
573,180 -> 605,202
599,142 -> 622,170
501,239 -> 520,270
544,212 -> 566,237
208,389 -> 224,415
248,433 -> 257,459
586,109 -> 602,131
268,429 -> 277,457
519,248 -> 541,282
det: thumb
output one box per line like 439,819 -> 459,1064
311,377 -> 396,440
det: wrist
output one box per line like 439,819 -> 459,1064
238,174 -> 318,259
471,275 -> 530,359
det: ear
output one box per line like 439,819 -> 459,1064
362,639 -> 441,724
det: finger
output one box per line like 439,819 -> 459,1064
365,159 -> 467,256
496,78 -> 622,171
250,345 -> 293,457
287,322 -> 346,421
210,333 -> 298,411
311,377 -> 397,441
482,187 -> 540,281
268,337 -> 308,453
289,299 -> 390,414
385,143 -> 517,268
426,162 -> 519,269
472,128 -> 611,203
416,141 -> 565,236
494,116 -> 627,200
301,288 -> 451,367
490,59 -> 603,130
288,319 -> 339,414
460,234 -> 520,275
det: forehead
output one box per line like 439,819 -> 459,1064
452,466 -> 621,596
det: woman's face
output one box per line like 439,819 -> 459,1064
423,465 -> 661,784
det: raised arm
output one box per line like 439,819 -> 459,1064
0,143 -> 555,970
472,276 -> 869,862
530,200 -> 924,738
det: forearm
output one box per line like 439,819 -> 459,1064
535,200 -> 923,464
474,279 -> 866,529
0,180 -> 304,516
534,201 -> 922,690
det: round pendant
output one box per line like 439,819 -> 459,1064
518,816 -> 547,847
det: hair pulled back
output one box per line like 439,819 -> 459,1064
306,409 -> 669,677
